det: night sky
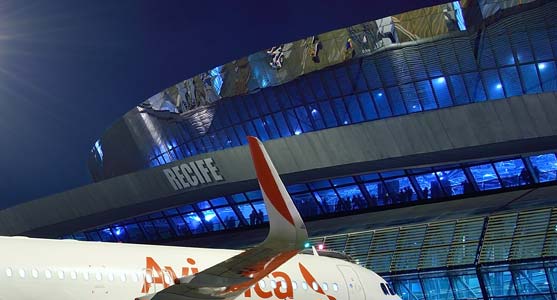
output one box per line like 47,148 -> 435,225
0,0 -> 448,208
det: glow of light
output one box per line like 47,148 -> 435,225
435,77 -> 445,84
343,120 -> 349,125
204,213 -> 216,222
114,228 -> 122,236
496,83 -> 502,89
311,108 -> 318,115
304,242 -> 311,248
538,63 -> 547,70
317,244 -> 324,250
377,92 -> 383,97
294,130 -> 302,135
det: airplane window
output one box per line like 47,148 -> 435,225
31,269 -> 39,279
278,279 -> 287,291
70,271 -> 77,280
380,283 -> 389,295
322,283 -> 329,291
387,283 -> 396,295
120,273 -> 127,282
332,283 -> 339,292
57,270 -> 64,280
108,272 -> 114,281
258,280 -> 266,288
83,271 -> 90,281
45,269 -> 52,279
270,279 -> 277,289
132,273 -> 139,282
292,281 -> 298,290
302,281 -> 308,290
96,272 -> 102,281
163,273 -> 172,285
5,267 -> 13,277
18,269 -> 25,278
145,273 -> 153,284
312,281 -> 319,291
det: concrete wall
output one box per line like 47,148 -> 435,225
1,92 -> 557,237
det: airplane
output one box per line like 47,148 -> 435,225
0,136 -> 401,300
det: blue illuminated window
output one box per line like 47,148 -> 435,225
357,92 -> 379,120
415,80 -> 437,110
463,72 -> 487,102
292,193 -> 321,217
168,216 -> 189,236
538,61 -> 557,91
332,98 -> 351,125
528,153 -> 557,183
285,109 -> 303,135
386,87 -> 407,116
513,268 -> 550,295
500,66 -> 522,97
313,189 -> 339,213
448,75 -> 470,105
373,89 -> 392,118
511,32 -> 534,62
123,224 -> 145,242
183,212 -> 205,234
200,209 -> 222,231
421,277 -> 453,300
295,106 -> 314,132
401,83 -> 422,113
436,168 -> 469,196
482,70 -> 505,99
345,95 -> 364,122
336,185 -> 366,209
519,64 -> 542,93
319,101 -> 339,128
215,207 -> 240,229
250,201 -> 268,223
450,273 -> 482,300
273,112 -> 293,137
483,270 -> 516,297
431,77 -> 453,107
413,173 -> 442,199
493,159 -> 526,187
469,164 -> 501,191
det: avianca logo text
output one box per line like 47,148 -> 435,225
142,257 -> 336,300
141,257 -> 199,293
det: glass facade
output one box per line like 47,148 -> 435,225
90,1 -> 557,181
68,151 -> 557,243
307,207 -> 557,300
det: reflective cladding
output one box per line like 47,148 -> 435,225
71,151 -> 557,244
90,1 -> 557,181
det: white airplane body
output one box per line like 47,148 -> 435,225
0,137 -> 401,300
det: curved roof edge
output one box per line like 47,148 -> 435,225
140,1 -> 466,113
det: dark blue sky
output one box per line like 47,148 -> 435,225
0,0 -> 448,208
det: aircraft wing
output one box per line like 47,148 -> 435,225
150,136 -> 308,300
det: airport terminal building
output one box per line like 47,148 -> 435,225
1,0 -> 557,299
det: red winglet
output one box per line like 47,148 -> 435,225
247,136 -> 295,226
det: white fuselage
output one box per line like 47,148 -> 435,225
0,236 -> 398,300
